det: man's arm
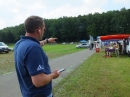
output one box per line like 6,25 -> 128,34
40,38 -> 57,46
31,70 -> 60,87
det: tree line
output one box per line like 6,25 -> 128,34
0,7 -> 130,43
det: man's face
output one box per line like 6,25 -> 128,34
39,23 -> 46,40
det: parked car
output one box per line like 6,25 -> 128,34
0,42 -> 11,53
70,42 -> 74,44
76,43 -> 89,48
62,42 -> 66,44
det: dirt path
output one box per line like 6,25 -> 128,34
0,49 -> 95,97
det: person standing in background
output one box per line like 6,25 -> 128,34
114,42 -> 119,57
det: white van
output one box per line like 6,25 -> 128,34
122,37 -> 130,56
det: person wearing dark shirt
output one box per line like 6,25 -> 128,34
14,15 -> 60,97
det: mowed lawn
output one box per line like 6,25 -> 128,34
53,50 -> 130,97
0,44 -> 84,75
1,44 -> 130,97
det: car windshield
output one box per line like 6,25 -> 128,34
82,44 -> 87,45
0,42 -> 7,46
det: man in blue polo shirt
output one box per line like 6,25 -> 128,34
14,16 -> 60,97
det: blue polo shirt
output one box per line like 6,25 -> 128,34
14,36 -> 52,97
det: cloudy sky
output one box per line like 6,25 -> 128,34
0,0 -> 129,29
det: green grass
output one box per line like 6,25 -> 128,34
0,44 -> 84,75
0,51 -> 14,74
1,44 -> 130,97
7,43 -> 14,48
43,44 -> 84,59
53,50 -> 130,97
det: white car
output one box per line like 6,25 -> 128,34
0,42 -> 11,53
62,42 -> 66,44
70,42 -> 74,44
76,43 -> 89,48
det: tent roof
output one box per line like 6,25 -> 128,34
100,34 -> 130,41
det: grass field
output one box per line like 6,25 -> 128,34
0,44 -> 84,75
43,44 -> 85,59
1,44 -> 130,97
53,49 -> 130,97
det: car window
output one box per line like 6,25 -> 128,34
82,44 -> 87,45
0,42 -> 6,46
0,43 -> 3,46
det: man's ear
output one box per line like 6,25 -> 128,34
37,27 -> 41,33
39,30 -> 41,33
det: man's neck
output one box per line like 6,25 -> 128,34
25,32 -> 39,40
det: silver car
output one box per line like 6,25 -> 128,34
76,43 -> 89,48
0,42 -> 11,53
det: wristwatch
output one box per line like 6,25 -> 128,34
46,38 -> 49,43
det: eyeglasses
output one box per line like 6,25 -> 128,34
41,27 -> 46,31
44,28 -> 46,31
38,27 -> 46,31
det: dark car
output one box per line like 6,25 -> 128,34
0,42 -> 11,53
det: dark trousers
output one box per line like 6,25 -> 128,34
32,94 -> 46,97
32,94 -> 53,97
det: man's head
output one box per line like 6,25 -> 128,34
24,16 -> 45,40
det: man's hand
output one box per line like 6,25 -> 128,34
39,38 -> 57,46
48,38 -> 57,43
51,70 -> 61,79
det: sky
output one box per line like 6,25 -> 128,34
0,0 -> 129,29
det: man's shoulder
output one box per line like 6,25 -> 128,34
22,39 -> 40,47
15,39 -> 41,53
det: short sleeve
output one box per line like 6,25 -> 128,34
25,46 -> 45,76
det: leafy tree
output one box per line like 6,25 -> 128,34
0,7 -> 130,43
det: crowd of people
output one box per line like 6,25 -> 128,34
104,42 -> 122,57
